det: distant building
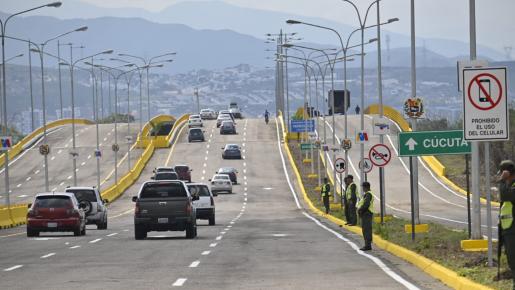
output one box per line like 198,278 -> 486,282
61,107 -> 81,119
21,109 -> 43,134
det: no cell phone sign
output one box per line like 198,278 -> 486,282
463,67 -> 509,141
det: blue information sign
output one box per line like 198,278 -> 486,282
290,120 -> 315,132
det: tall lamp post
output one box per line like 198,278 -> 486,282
0,1 -> 61,207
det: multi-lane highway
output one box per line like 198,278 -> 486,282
0,123 -> 141,205
317,114 -> 497,237
0,118 -> 447,289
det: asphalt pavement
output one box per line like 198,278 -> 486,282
0,118 -> 447,289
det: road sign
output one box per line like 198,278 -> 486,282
335,158 -> 346,174
457,59 -> 488,92
372,117 -> 390,135
300,143 -> 314,151
463,67 -> 509,140
112,144 -> 120,152
368,144 -> 391,167
290,120 -> 315,133
404,97 -> 425,118
0,136 -> 12,150
341,138 -> 352,150
355,131 -> 369,144
39,144 -> 50,155
398,130 -> 471,156
359,158 -> 373,173
95,150 -> 102,158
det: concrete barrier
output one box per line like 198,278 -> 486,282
0,208 -> 12,228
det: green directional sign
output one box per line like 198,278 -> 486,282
398,130 -> 471,156
300,143 -> 314,151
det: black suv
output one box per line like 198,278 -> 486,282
188,128 -> 205,142
133,181 -> 198,239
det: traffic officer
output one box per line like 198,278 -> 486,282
357,181 -> 374,251
345,175 -> 358,226
498,160 -> 515,286
321,177 -> 331,214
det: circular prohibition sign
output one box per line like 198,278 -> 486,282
467,73 -> 503,111
368,144 -> 391,167
335,157 -> 346,174
359,158 -> 373,174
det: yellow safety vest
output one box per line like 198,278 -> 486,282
321,183 -> 330,197
500,181 -> 515,230
345,182 -> 356,200
357,191 -> 374,214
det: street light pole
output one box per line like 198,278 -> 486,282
28,41 -> 35,131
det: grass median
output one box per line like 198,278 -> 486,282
288,141 -> 512,290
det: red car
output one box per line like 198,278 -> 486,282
26,192 -> 86,237
174,165 -> 192,183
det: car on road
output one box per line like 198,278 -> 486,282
26,192 -> 86,237
200,108 -> 217,119
220,120 -> 236,134
228,102 -> 242,118
153,167 -> 175,174
65,186 -> 108,229
222,144 -> 242,159
174,165 -> 192,183
152,171 -> 179,181
188,128 -> 205,142
216,167 -> 238,184
132,180 -> 198,239
216,113 -> 233,127
209,174 -> 233,194
219,110 -> 235,121
188,114 -> 203,128
187,183 -> 216,225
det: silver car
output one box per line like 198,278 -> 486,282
209,174 -> 233,194
65,186 -> 108,229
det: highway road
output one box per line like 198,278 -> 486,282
0,123 -> 141,205
0,119 -> 447,289
317,114 -> 497,237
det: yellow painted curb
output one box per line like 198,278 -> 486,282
461,239 -> 488,252
374,215 -> 393,223
307,174 -> 318,178
314,186 -> 321,191
302,159 -> 312,163
404,223 -> 430,233
278,112 -> 492,290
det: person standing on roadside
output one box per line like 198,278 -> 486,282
498,160 -> 515,287
321,177 -> 331,214
358,181 -> 374,251
345,175 -> 358,226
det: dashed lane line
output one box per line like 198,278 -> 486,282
89,238 -> 102,244
69,245 -> 81,249
201,251 -> 211,256
172,278 -> 187,287
189,261 -> 200,268
209,243 -> 217,247
107,233 -> 118,237
40,253 -> 56,259
4,265 -> 23,272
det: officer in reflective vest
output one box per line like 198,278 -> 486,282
357,181 -> 374,251
498,160 -> 515,287
344,175 -> 358,226
321,177 -> 331,214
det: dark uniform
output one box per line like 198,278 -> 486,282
498,160 -> 515,287
345,175 -> 357,226
358,182 -> 374,251
321,178 -> 331,214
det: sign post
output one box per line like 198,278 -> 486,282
335,158 -> 346,208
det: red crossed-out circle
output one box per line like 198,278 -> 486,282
467,73 -> 503,111
368,144 -> 391,167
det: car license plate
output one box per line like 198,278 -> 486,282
158,218 -> 168,224
47,222 -> 57,228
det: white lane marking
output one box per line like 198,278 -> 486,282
99,143 -> 103,146
201,176 -> 205,180
244,197 -> 247,201
75,168 -> 79,172
123,229 -> 129,232
40,253 -> 56,259
201,251 -> 211,255
172,278 -> 187,287
273,234 -> 288,237
59,182 -> 65,186
205,156 -> 208,161
65,144 -> 69,148
206,150 -> 209,155
189,261 -> 200,268
18,194 -> 28,198
81,162 -> 86,166
67,175 -> 72,180
107,233 -> 118,237
220,231 -> 226,235
207,144 -> 210,149
203,163 -> 207,167
209,243 -> 217,247
243,162 -> 246,167
51,187 -> 57,191
57,149 -> 62,154
87,155 -> 92,159
34,170 -> 40,174
70,245 -> 81,249
103,137 -> 108,141
4,265 -> 23,272
51,156 -> 56,161
244,187 -> 247,191
215,236 -> 222,241
90,238 -> 102,243
242,143 -> 246,147
26,177 -> 31,181
69,138 -> 73,142
243,169 -> 246,174
202,170 -> 206,175
230,221 -> 235,224
244,176 -> 247,180
16,184 -> 22,188
278,118 -> 419,290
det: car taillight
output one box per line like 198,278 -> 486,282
210,197 -> 214,206
211,181 -> 215,185
186,203 -> 192,215
27,210 -> 36,218
135,202 -> 140,217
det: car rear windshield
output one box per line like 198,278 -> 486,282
140,183 -> 187,198
190,129 -> 202,135
66,189 -> 97,202
188,185 -> 210,197
155,173 -> 178,180
215,175 -> 230,180
35,196 -> 73,208
175,166 -> 189,173
226,145 -> 239,150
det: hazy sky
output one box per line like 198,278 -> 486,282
4,0 -> 515,55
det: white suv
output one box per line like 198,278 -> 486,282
188,114 -> 203,128
65,186 -> 108,229
209,174 -> 233,194
200,109 -> 217,120
187,183 -> 216,226
228,102 -> 242,118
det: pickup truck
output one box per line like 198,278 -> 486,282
132,180 -> 198,239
